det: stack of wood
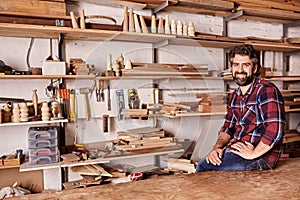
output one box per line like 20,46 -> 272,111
0,0 -> 66,16
283,130 -> 300,144
63,164 -> 112,189
232,0 -> 300,22
68,0 -> 300,23
282,129 -> 300,158
115,127 -> 181,153
165,158 -> 195,174
122,62 -> 209,77
197,93 -> 227,113
147,101 -> 198,117
121,109 -> 148,118
281,90 -> 300,112
69,58 -> 89,75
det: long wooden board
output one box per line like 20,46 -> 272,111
0,0 -> 66,15
233,0 -> 300,12
175,0 -> 234,11
237,5 -> 300,20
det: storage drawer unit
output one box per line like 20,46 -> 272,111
28,126 -> 59,165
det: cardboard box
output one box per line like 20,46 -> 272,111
42,61 -> 66,75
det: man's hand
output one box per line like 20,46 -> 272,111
231,141 -> 255,159
205,148 -> 224,166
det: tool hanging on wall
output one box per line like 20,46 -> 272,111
58,88 -> 70,119
69,89 -> 77,123
96,79 -> 105,102
102,114 -> 109,132
107,83 -> 111,111
116,90 -> 125,121
80,88 -> 91,121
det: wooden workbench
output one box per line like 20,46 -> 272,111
11,158 -> 300,200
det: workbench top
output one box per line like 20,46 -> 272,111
11,157 -> 300,200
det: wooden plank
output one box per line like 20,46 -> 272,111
71,165 -> 101,176
176,0 -> 234,11
163,102 -> 192,110
233,0 -> 300,12
286,37 -> 300,44
237,15 -> 292,24
0,11 -> 71,20
91,164 -> 112,177
67,0 -> 147,10
237,5 -> 300,20
166,5 -> 231,16
0,0 -> 66,16
115,142 -> 177,151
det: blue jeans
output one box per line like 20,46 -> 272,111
196,149 -> 270,172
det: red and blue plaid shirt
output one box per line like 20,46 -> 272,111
220,78 -> 286,168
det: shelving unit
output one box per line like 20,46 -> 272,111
0,0 -> 299,191
0,119 -> 68,127
0,23 -> 299,53
20,148 -> 184,172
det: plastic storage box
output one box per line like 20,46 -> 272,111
28,126 -> 59,165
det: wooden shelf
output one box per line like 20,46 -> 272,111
0,75 -> 95,79
0,119 -> 68,127
0,23 -> 299,53
0,165 -> 20,170
165,111 -> 226,118
266,76 -> 300,82
20,148 -> 184,172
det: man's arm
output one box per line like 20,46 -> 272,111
205,132 -> 231,165
231,140 -> 273,160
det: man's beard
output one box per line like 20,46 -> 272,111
232,71 -> 255,86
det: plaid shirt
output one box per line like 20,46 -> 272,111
220,78 -> 286,168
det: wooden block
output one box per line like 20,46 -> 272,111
1,154 -> 24,167
91,164 -> 112,177
71,165 -> 101,176
60,153 -> 80,162
198,104 -> 226,113
167,160 -> 195,173
139,15 -> 148,33
133,13 -> 141,33
123,6 -> 129,32
163,102 -> 192,110
115,142 -> 177,151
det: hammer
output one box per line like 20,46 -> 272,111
80,88 -> 91,121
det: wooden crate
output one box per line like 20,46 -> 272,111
0,154 -> 24,167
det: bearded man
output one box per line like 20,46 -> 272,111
196,44 -> 286,172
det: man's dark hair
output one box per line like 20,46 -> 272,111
229,44 -> 261,77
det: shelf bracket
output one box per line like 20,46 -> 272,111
151,0 -> 169,15
152,39 -> 169,49
283,20 -> 300,38
223,10 -> 244,36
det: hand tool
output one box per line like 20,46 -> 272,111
96,79 -> 105,102
116,90 -> 124,120
107,84 -> 111,111
80,88 -> 91,121
102,114 -> 109,132
69,89 -> 76,123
